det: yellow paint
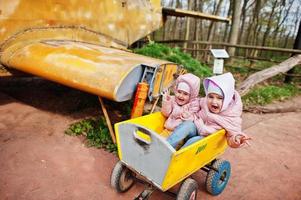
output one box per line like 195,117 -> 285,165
152,64 -> 178,98
162,64 -> 178,89
0,0 -> 163,49
161,129 -> 227,191
1,40 -> 170,101
0,0 -> 183,102
135,130 -> 152,143
152,66 -> 164,97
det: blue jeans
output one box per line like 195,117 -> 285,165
167,121 -> 203,149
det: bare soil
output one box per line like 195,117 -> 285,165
1,78 -> 301,200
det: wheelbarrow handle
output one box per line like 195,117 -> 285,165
133,126 -> 152,145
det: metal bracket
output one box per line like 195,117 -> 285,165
134,186 -> 155,200
201,159 -> 219,173
140,64 -> 158,102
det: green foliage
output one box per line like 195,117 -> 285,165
242,84 -> 300,107
65,117 -> 117,153
133,43 -> 212,77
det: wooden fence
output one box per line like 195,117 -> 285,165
156,40 -> 301,64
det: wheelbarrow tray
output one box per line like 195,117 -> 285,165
114,112 -> 228,191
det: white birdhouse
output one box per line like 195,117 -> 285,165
210,49 -> 229,75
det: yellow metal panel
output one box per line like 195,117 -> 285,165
162,64 -> 178,89
152,65 -> 164,97
152,64 -> 178,98
161,130 -> 228,191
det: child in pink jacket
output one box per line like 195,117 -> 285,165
167,72 -> 250,149
161,73 -> 200,146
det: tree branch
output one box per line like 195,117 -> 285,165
237,54 -> 301,96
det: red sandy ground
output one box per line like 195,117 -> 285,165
0,81 -> 301,200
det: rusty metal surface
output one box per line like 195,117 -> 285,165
0,0 -> 162,49
1,40 -> 170,101
0,0 -> 185,102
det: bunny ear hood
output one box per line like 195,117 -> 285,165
175,73 -> 200,100
204,72 -> 235,112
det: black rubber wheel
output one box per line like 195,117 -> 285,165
110,161 -> 135,193
176,178 -> 198,200
205,159 -> 231,196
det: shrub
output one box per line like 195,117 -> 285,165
65,117 -> 117,153
134,43 -> 212,78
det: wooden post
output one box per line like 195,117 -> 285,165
98,97 -> 116,144
150,97 -> 160,114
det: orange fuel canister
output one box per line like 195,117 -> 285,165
131,82 -> 149,118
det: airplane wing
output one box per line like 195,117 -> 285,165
0,39 -> 179,102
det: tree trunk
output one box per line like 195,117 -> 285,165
172,0 -> 182,40
285,20 -> 301,83
237,54 -> 301,96
238,0 -> 250,44
207,0 -> 224,42
183,0 -> 193,51
271,0 -> 295,46
244,0 -> 263,57
228,0 -> 242,57
163,0 -> 175,41
261,0 -> 278,48
223,0 -> 233,42
193,0 -> 200,58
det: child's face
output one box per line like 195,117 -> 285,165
175,89 -> 190,105
207,93 -> 223,114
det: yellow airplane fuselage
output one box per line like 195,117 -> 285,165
0,0 -> 179,101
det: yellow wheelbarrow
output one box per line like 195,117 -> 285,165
111,112 -> 231,200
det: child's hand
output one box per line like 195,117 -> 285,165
235,135 -> 251,146
181,111 -> 191,119
162,89 -> 171,101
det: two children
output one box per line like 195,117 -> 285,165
163,72 -> 250,149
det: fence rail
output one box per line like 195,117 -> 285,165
156,40 -> 301,54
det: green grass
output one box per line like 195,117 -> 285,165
242,84 -> 300,107
133,43 -> 212,78
65,117 -> 117,153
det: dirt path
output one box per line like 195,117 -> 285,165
0,81 -> 301,200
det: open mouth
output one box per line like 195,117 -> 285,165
176,98 -> 186,105
210,105 -> 220,112
212,105 -> 219,109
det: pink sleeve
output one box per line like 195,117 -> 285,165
161,96 -> 174,117
194,117 -> 219,135
189,98 -> 199,112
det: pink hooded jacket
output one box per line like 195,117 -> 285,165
194,72 -> 249,148
161,73 -> 200,131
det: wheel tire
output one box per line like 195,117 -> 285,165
110,161 -> 135,193
176,178 -> 198,200
205,159 -> 231,196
